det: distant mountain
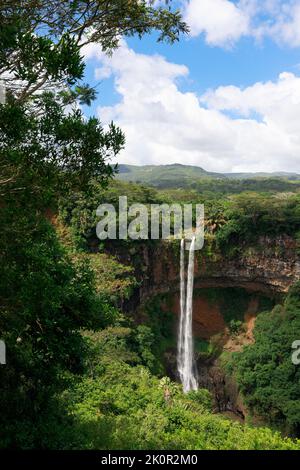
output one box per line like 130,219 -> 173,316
116,164 -> 225,187
116,164 -> 300,188
223,171 -> 300,180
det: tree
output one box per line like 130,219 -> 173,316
0,93 -> 125,200
0,1 -> 188,195
0,1 -> 188,103
0,1 -> 187,448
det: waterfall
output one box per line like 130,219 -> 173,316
177,239 -> 185,381
177,237 -> 198,393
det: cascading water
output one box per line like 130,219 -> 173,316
177,237 -> 198,393
177,239 -> 186,383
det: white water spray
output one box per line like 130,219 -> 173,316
177,237 -> 198,393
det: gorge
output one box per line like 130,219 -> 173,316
51,178 -> 300,445
111,232 -> 300,419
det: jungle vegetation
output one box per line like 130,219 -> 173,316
1,0 -> 300,450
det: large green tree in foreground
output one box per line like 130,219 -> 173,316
1,0 -> 188,192
0,0 -> 187,103
0,0 -> 187,448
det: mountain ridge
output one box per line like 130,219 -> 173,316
116,163 -> 300,187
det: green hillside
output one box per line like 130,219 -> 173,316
117,163 -> 225,186
116,164 -> 300,192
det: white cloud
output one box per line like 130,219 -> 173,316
83,41 -> 300,173
270,2 -> 300,46
183,0 -> 250,46
183,0 -> 300,48
95,65 -> 112,80
202,72 -> 300,129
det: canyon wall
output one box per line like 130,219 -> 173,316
136,235 -> 300,300
121,234 -> 300,340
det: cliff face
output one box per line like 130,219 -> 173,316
123,235 -> 300,340
137,235 -> 300,301
110,234 -> 299,340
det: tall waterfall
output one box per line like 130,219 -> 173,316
177,237 -> 198,393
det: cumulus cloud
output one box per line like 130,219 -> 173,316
82,41 -> 300,173
183,0 -> 300,48
183,0 -> 250,46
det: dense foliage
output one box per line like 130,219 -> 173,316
42,325 -> 300,450
0,72 -> 124,449
8,318 -> 297,450
0,216 -> 112,447
58,177 -> 300,259
59,180 -> 161,249
215,192 -> 300,250
232,282 -> 300,435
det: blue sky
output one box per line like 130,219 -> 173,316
86,33 -> 300,106
82,1 -> 300,173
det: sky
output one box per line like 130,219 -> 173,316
82,0 -> 300,173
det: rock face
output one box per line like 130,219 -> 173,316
169,294 -> 226,339
137,235 -> 300,301
118,235 -> 300,340
161,290 -> 262,341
